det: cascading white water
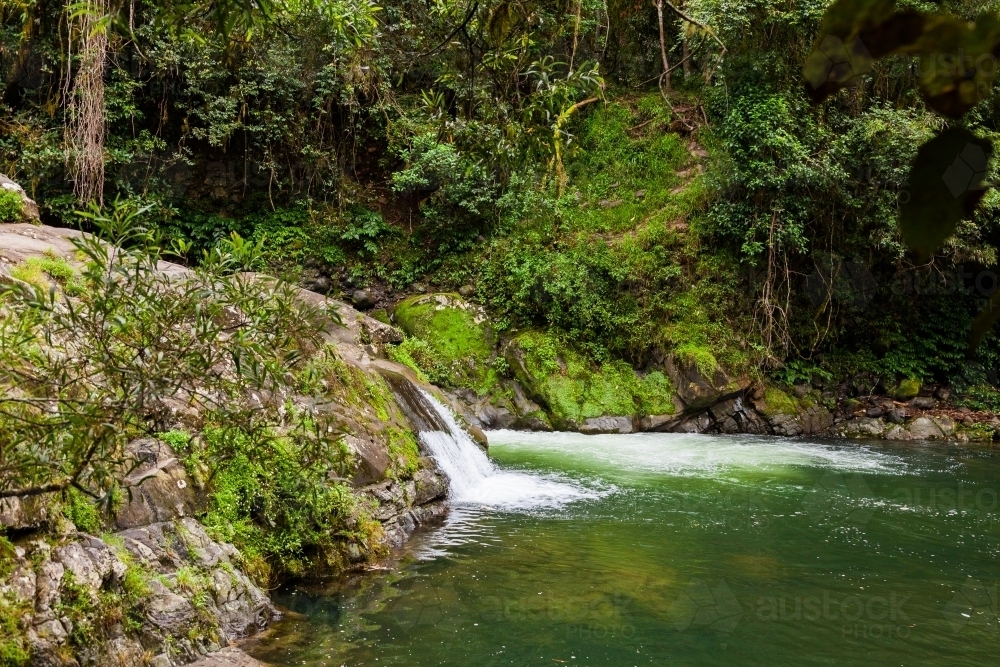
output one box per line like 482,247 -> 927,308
417,390 -> 597,510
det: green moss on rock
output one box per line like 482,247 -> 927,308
756,386 -> 800,416
504,331 -> 675,427
391,293 -> 498,394
893,378 -> 921,401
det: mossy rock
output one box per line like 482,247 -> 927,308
503,331 -> 675,428
391,293 -> 498,394
893,378 -> 921,401
755,386 -> 801,417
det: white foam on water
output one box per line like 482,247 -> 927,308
484,429 -> 911,478
417,390 -> 601,511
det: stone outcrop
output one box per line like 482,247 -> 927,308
0,520 -> 276,667
0,225 -> 473,667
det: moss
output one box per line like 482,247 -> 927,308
757,386 -> 800,416
893,378 -> 921,400
0,591 -> 30,667
386,427 -> 420,479
370,309 -> 392,325
506,331 -> 675,426
62,488 -> 103,534
392,293 -> 498,393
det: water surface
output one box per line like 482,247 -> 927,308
248,430 -> 1000,666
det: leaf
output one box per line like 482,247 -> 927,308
899,127 -> 992,258
803,0 -> 914,102
908,13 -> 1000,118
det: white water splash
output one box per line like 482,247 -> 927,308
417,390 -> 599,510
485,429 -> 911,478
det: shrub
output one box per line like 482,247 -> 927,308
0,190 -> 23,223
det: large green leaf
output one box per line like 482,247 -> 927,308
899,127 -> 992,258
803,0 -> 922,102
804,2 -> 1000,116
909,14 -> 1000,118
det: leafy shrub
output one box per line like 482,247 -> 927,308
0,190 -> 23,223
0,198 -> 328,505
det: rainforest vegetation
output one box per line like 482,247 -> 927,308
4,0 -> 1000,403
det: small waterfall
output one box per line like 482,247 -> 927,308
415,388 -> 596,510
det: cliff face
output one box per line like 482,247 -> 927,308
0,214 -> 454,666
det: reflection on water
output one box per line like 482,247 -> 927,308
247,432 -> 1000,667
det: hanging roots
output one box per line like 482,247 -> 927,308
66,0 -> 109,205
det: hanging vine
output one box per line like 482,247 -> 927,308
65,0 -> 110,204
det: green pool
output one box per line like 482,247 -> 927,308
247,431 -> 1000,666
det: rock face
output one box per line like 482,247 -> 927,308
664,354 -> 741,411
0,521 -> 276,667
0,174 -> 40,222
116,439 -> 204,530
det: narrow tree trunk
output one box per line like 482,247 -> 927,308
654,0 -> 671,93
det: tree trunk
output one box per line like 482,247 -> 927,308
654,0 -> 671,93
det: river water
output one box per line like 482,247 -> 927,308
247,427 -> 1000,666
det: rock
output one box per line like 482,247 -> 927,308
663,354 -> 740,411
885,416 -> 955,441
935,387 -> 952,401
909,396 -> 936,410
792,383 -> 809,399
351,289 -> 375,309
598,199 -> 622,209
409,282 -> 428,293
116,438 -> 202,530
0,494 -> 50,530
638,414 -> 676,431
709,396 -> 770,434
360,317 -> 403,345
866,407 -> 883,418
579,416 -> 635,434
146,578 -> 198,635
893,378 -> 921,400
311,276 -> 331,294
836,417 -> 887,439
393,293 -> 497,391
505,331 -> 676,430
345,434 -> 391,486
634,190 -> 646,200
886,408 -> 907,424
668,412 -> 714,433
458,284 -> 475,298
0,174 -> 40,222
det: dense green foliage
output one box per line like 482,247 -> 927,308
5,0 -> 1000,396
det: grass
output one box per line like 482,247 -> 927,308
9,252 -> 85,296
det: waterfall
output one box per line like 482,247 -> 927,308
415,388 -> 596,510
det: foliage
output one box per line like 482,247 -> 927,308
183,424 -> 380,586
0,198 -> 328,503
0,191 -> 23,223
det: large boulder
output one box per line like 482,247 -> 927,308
0,174 -> 40,223
663,353 -> 742,411
503,331 -> 676,430
390,293 -> 498,393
